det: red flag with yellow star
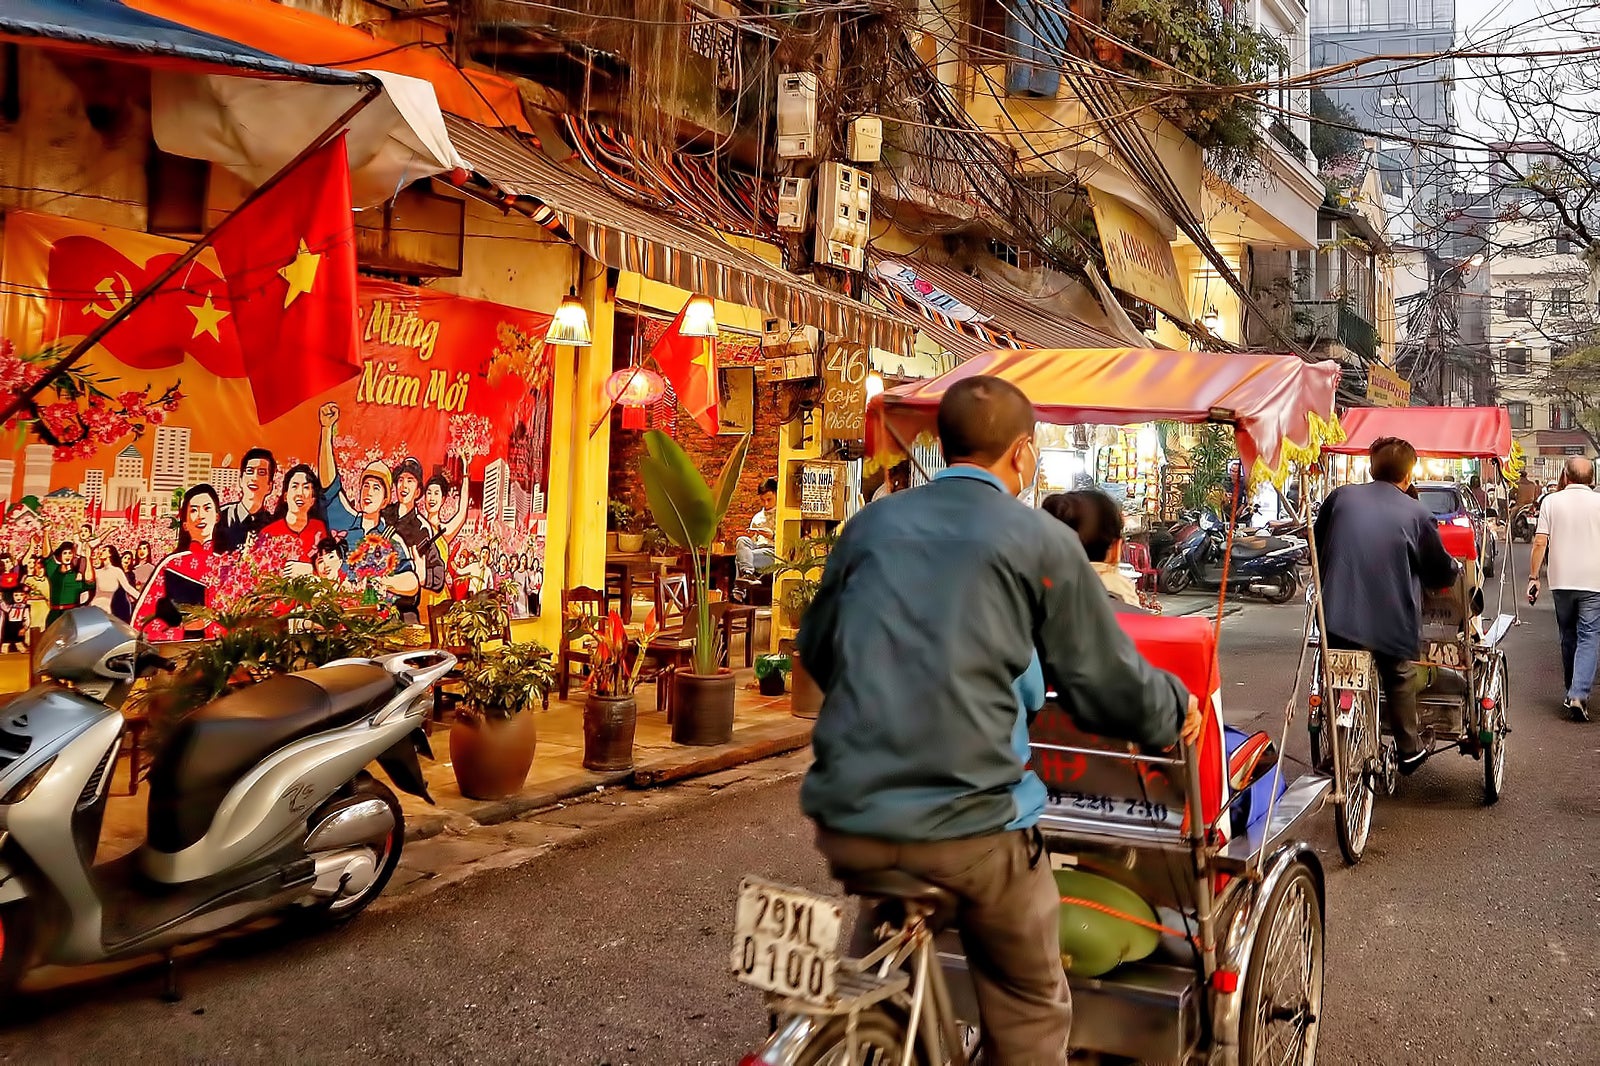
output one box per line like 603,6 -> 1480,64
211,132 -> 360,423
648,301 -> 718,436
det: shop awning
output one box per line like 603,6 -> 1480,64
0,0 -> 362,80
446,117 -> 916,354
1326,406 -> 1512,459
868,347 -> 1342,478
1536,429 -> 1589,451
865,252 -> 1145,359
122,0 -> 532,133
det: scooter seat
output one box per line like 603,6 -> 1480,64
147,664 -> 398,854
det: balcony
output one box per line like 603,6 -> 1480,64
1296,300 -> 1378,362
1267,119 -> 1310,170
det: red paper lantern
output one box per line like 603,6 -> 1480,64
605,367 -> 666,430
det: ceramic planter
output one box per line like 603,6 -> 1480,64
671,670 -> 736,746
583,693 -> 638,771
616,533 -> 645,553
449,708 -> 537,800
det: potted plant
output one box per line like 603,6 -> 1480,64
765,532 -> 837,630
450,640 -> 556,800
616,508 -> 646,554
577,607 -> 659,771
639,428 -> 750,746
606,498 -> 635,552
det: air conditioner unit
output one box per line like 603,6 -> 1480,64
777,72 -> 818,159
762,318 -> 821,355
848,115 -> 883,163
777,176 -> 812,231
814,162 -> 871,272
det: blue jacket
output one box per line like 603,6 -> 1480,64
797,467 -> 1189,842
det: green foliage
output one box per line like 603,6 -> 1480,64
764,532 -> 837,627
1104,0 -> 1288,166
438,591 -> 509,649
1180,425 -> 1239,513
135,574 -> 409,752
1539,344 -> 1600,451
639,429 -> 751,675
1309,89 -> 1363,170
606,498 -> 637,533
458,641 -> 557,721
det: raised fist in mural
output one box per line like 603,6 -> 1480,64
319,402 -> 340,428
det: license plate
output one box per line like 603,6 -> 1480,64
1423,640 -> 1464,668
1325,649 -> 1373,692
731,878 -> 844,1004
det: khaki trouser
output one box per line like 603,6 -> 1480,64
815,827 -> 1070,1066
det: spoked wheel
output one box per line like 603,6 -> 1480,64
1483,656 -> 1509,805
792,1007 -> 931,1066
1333,689 -> 1378,865
1238,860 -> 1325,1066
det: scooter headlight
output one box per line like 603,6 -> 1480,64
1,756 -> 56,805
32,611 -> 79,679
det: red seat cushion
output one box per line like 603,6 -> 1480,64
1437,522 -> 1476,560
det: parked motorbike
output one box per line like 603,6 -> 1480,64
1157,511 -> 1303,603
1511,502 -> 1538,543
0,606 -> 453,994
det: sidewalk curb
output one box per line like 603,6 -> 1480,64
630,716 -> 813,787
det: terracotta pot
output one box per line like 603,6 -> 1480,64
583,693 -> 638,771
790,654 -> 823,720
449,708 -> 537,800
672,670 -> 737,746
616,533 -> 645,553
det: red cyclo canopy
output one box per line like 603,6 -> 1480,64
868,348 -> 1341,475
1325,406 -> 1511,459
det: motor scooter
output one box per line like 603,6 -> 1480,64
0,607 -> 453,995
1157,511 -> 1303,603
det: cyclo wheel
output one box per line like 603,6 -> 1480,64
1238,860 -> 1325,1066
791,1006 -> 933,1066
1484,655 -> 1509,805
1333,687 -> 1377,865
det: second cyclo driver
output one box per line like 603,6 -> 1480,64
797,375 -> 1200,1065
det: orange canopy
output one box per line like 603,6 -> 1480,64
867,347 -> 1341,476
127,0 -> 531,133
1324,406 -> 1511,460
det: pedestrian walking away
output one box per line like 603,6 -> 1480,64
1527,456 -> 1600,721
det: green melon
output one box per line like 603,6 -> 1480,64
1053,868 -> 1161,977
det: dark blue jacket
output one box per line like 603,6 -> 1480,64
797,467 -> 1189,842
1314,480 -> 1459,659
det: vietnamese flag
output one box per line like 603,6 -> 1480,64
211,132 -> 360,424
648,301 -> 718,436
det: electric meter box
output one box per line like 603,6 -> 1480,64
777,72 -> 818,160
777,176 -> 812,231
814,161 -> 871,272
848,116 -> 883,163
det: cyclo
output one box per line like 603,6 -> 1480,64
1305,406 -> 1515,866
731,347 -> 1342,1065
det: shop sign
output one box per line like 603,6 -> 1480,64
873,261 -> 993,323
1086,189 -> 1189,324
798,460 -> 848,520
1365,363 -> 1411,408
0,211 -> 556,636
819,342 -> 868,447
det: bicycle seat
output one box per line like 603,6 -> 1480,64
837,869 -> 959,928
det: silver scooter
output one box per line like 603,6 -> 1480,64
0,606 -> 454,994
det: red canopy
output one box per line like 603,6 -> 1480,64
1325,406 -> 1511,459
867,347 -> 1341,476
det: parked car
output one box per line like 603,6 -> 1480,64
1415,480 -> 1497,578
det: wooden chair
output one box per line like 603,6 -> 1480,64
557,586 -> 608,700
714,601 -> 758,668
641,573 -> 698,719
118,710 -> 150,796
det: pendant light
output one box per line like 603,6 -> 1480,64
547,287 -> 592,347
679,294 -> 718,338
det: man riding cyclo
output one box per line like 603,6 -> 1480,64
1314,436 -> 1461,776
795,375 -> 1202,1065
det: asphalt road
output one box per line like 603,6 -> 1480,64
2,552 -> 1597,1064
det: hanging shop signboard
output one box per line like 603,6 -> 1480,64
1365,363 -> 1411,408
819,341 -> 868,448
1086,189 -> 1190,325
0,211 -> 555,637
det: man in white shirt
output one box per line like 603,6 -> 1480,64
736,478 -> 779,576
1529,456 -> 1600,720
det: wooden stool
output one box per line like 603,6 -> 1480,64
716,603 -> 758,668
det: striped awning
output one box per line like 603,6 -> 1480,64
445,116 -> 914,354
866,252 -> 1132,358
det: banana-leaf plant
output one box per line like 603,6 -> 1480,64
638,429 -> 750,676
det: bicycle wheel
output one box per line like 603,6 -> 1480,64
792,1007 -> 933,1066
1238,860 -> 1325,1066
1333,689 -> 1376,865
1483,656 -> 1509,806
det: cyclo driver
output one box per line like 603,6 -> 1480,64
796,376 -> 1201,1064
1313,436 -> 1459,775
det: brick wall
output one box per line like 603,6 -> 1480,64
607,382 -> 783,541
